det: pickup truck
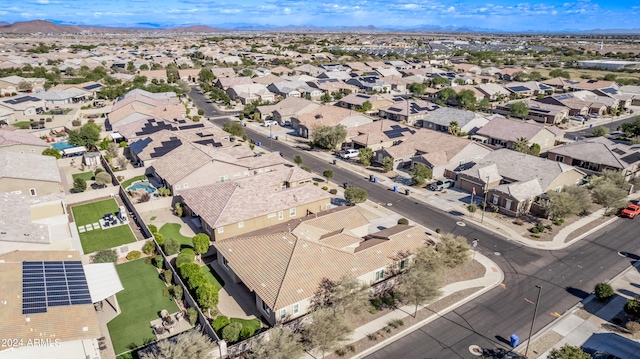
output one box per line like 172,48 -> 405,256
339,148 -> 359,159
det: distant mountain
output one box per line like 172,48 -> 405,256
0,21 -> 9,27
0,20 -> 82,33
164,25 -> 227,33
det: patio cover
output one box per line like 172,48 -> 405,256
83,263 -> 124,303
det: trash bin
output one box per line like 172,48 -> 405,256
373,177 -> 378,183
405,188 -> 410,195
256,141 -> 261,146
509,334 -> 520,347
343,182 -> 348,189
573,136 -> 578,141
333,159 -> 337,165
369,174 -> 374,182
274,136 -> 278,140
393,185 -> 398,192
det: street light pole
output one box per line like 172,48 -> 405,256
480,176 -> 489,224
525,285 -> 543,358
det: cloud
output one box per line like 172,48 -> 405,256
36,0 -> 49,4
283,7 -> 291,14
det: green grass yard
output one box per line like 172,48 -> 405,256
159,223 -> 194,249
229,317 -> 261,333
121,175 -> 145,189
11,121 -> 31,129
201,264 -> 224,290
108,259 -> 179,355
72,171 -> 94,181
71,199 -> 136,254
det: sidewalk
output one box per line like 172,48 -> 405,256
515,262 -> 640,359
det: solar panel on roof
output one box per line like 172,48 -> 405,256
539,84 -> 551,90
509,86 -> 530,92
612,148 -> 626,155
621,152 -> 640,164
179,123 -> 205,130
82,83 -> 102,91
356,94 -> 370,99
601,88 -> 617,94
21,261 -> 92,315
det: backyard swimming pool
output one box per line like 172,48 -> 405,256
51,138 -> 74,151
126,181 -> 157,194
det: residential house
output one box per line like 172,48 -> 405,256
150,142 -> 285,194
269,66 -> 293,76
267,81 -> 323,99
499,68 -> 526,81
375,128 -> 493,175
0,250 -> 118,359
376,68 -> 403,78
138,70 -> 168,83
0,152 -> 62,196
457,149 -> 586,216
476,83 -> 511,102
505,81 -> 554,98
347,120 -> 416,151
421,107 -> 489,135
213,205 -> 432,325
292,64 -> 325,76
542,77 -> 582,93
547,137 -> 640,179
535,91 -> 609,116
49,82 -> 102,101
377,98 -> 438,126
210,68 -> 236,78
0,95 -> 45,117
474,116 -> 564,151
345,62 -> 371,72
180,167 -> 331,241
337,93 -> 394,113
316,71 -> 352,81
106,96 -> 184,131
178,68 -> 201,84
0,129 -> 49,154
291,105 -> 374,138
0,75 -> 45,94
493,99 -> 569,124
256,97 -> 320,122
620,85 -> 640,106
346,76 -> 392,93
251,74 -> 284,86
307,79 -> 359,94
382,75 -> 415,93
227,84 -> 275,105
453,63 -> 482,75
215,77 -> 254,91
0,107 -> 14,125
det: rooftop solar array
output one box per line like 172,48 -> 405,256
4,96 -> 40,105
601,88 -> 618,94
22,261 -> 92,315
612,148 -> 627,156
621,152 -> 640,164
508,86 -> 530,92
539,84 -> 552,91
82,83 -> 102,91
554,94 -> 574,101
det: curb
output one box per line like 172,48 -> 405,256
349,261 -> 505,359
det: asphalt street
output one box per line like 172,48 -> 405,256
188,89 -> 640,358
564,115 -> 637,140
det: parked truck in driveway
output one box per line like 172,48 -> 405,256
339,148 -> 359,159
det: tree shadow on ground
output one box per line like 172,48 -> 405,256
566,286 -> 590,299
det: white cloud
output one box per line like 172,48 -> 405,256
219,8 -> 241,13
36,0 -> 49,4
446,6 -> 456,12
283,7 -> 291,14
402,4 -> 420,9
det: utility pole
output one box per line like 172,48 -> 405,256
525,285 -> 543,358
480,176 -> 490,223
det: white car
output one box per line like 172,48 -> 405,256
340,148 -> 359,159
262,120 -> 278,127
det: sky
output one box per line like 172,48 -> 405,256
0,0 -> 639,32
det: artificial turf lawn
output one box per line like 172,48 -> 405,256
159,223 -> 194,249
71,199 -> 136,254
72,171 -> 94,181
108,259 -> 179,355
201,264 -> 224,291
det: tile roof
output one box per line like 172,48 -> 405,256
180,167 -> 329,228
295,105 -> 353,128
423,107 -> 477,127
549,137 -> 640,169
214,216 -> 432,309
257,97 -> 320,117
0,192 -> 68,245
476,116 -> 550,142
0,152 -> 61,183
0,251 -> 101,344
0,129 -> 49,148
384,128 -> 473,161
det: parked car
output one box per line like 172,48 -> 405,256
620,204 -> 640,218
428,179 -> 455,191
280,120 -> 292,127
262,120 -> 278,127
339,148 -> 359,159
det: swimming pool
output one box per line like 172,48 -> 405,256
51,138 -> 74,151
126,181 -> 157,194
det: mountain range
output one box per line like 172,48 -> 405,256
1,20 -> 639,35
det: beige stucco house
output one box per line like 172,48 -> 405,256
0,152 -> 63,196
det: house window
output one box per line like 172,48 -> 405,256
268,213 -> 276,219
293,303 -> 299,314
261,300 -> 271,315
29,188 -> 37,196
555,155 -> 565,162
278,211 -> 284,220
374,269 -> 385,282
281,182 -> 287,190
492,195 -> 499,205
217,227 -> 224,234
238,221 -> 244,228
279,309 -> 286,320
222,256 -> 229,269
289,208 -> 296,217
400,258 -> 409,270
220,175 -> 229,182
504,199 -> 512,211
205,223 -> 211,232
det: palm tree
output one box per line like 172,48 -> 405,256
513,137 -> 530,153
448,121 -> 460,136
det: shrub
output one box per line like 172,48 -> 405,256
222,322 -> 243,343
530,234 -> 541,238
142,240 -> 156,255
467,204 -> 477,213
73,178 -> 87,192
322,186 -> 328,191
371,298 -> 382,309
163,269 -> 173,284
187,307 -> 198,325
212,315 -> 230,333
435,228 -> 442,233
397,218 -> 409,225
175,248 -> 196,268
239,325 -> 255,340
92,249 -> 118,263
336,347 -> 347,356
595,283 -> 614,301
383,296 -> 395,306
154,255 -> 164,268
42,148 -> 62,159
119,141 -> 127,148
148,224 -> 158,234
369,307 -> 377,314
126,250 -> 141,261
514,218 -> 524,226
72,119 -> 81,127
162,237 -> 180,256
139,192 -> 150,203
553,217 -> 565,226
627,321 -> 640,334
170,285 -> 183,300
313,182 -> 319,186
174,202 -> 183,217
329,189 -> 337,195
300,166 -> 312,173
153,232 -> 164,246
